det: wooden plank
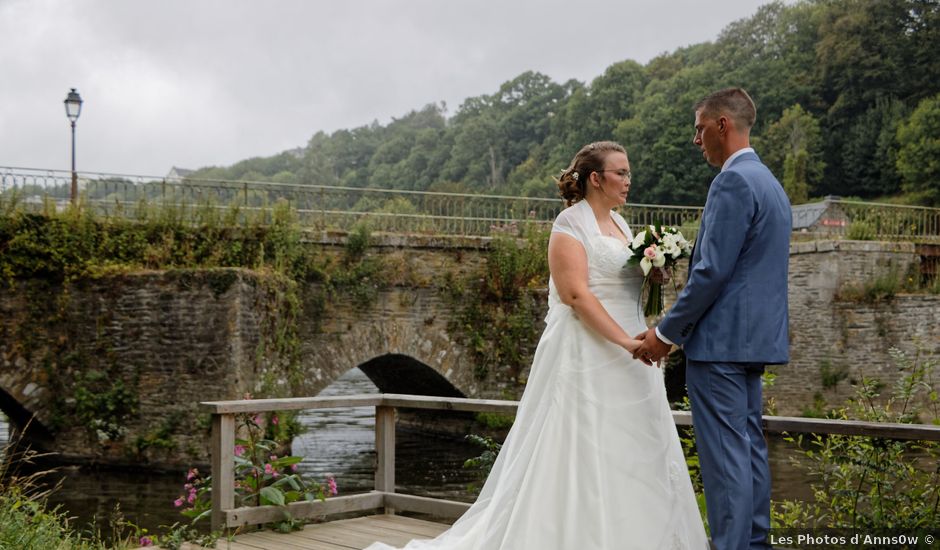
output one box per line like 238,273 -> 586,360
375,407 -> 396,498
334,522 -> 428,543
762,415 -> 940,440
672,410 -> 692,427
291,523 -> 415,548
379,394 -> 519,414
226,492 -> 385,527
384,493 -> 471,519
364,515 -> 450,538
201,395 -> 382,414
211,413 -> 235,531
199,539 -> 271,550
238,530 -> 351,550
201,394 -> 940,441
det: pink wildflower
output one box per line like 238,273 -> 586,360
186,468 -> 199,481
291,464 -> 298,472
187,490 -> 197,504
270,454 -> 278,461
265,463 -> 274,475
139,536 -> 153,547
328,477 -> 338,496
234,445 -> 246,457
173,497 -> 184,507
271,415 -> 279,425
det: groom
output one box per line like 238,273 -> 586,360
634,88 -> 791,550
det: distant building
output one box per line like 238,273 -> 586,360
791,196 -> 848,234
166,166 -> 194,180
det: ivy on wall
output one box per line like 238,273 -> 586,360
445,225 -> 550,384
0,198 -> 556,449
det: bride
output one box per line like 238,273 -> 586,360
366,142 -> 708,550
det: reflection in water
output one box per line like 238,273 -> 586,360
293,368 -> 480,502
0,369 -> 817,539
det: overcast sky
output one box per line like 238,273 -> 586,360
1,0 -> 782,177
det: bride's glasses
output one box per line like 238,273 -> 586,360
596,169 -> 632,182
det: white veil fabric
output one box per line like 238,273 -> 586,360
366,200 -> 708,550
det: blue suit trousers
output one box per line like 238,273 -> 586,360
686,360 -> 772,550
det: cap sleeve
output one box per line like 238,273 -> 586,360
551,207 -> 582,243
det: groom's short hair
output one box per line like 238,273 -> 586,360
694,88 -> 756,130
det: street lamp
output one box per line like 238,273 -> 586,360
64,88 -> 83,204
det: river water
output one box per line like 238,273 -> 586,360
0,368 -> 814,537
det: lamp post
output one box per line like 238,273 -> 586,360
64,88 -> 83,204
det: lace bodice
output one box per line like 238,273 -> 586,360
587,235 -> 640,283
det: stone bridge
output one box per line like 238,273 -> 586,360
1,232 -> 938,468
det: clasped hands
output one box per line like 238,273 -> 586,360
630,328 -> 672,367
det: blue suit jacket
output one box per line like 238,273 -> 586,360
658,151 -> 791,364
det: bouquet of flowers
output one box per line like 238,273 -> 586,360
625,224 -> 693,317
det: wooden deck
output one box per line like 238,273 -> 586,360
178,515 -> 450,550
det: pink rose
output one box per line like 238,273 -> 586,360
644,246 -> 657,259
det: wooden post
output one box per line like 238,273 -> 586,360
210,413 -> 235,532
375,405 -> 396,514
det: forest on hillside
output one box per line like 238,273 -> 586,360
189,0 -> 940,206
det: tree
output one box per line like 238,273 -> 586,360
896,93 -> 940,205
835,99 -> 908,198
754,104 -> 824,203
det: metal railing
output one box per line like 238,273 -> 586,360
0,166 -> 701,237
4,167 -> 938,241
792,197 -> 940,242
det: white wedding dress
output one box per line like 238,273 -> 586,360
366,200 -> 708,550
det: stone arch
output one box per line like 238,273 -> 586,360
0,384 -> 52,445
298,299 -> 481,398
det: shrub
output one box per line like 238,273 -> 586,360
773,347 -> 940,530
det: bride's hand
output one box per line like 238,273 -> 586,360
622,338 -> 643,354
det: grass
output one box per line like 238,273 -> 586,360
0,427 -> 147,550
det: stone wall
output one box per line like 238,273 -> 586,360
2,233 -> 937,467
292,233 -> 526,399
770,240 -> 940,416
0,269 -> 292,467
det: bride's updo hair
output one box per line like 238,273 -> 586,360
556,141 -> 627,207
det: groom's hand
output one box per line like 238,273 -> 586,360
633,328 -> 671,366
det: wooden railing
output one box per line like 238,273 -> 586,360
200,393 -> 940,531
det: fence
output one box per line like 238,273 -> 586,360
0,166 -> 701,237
4,167 -> 939,241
